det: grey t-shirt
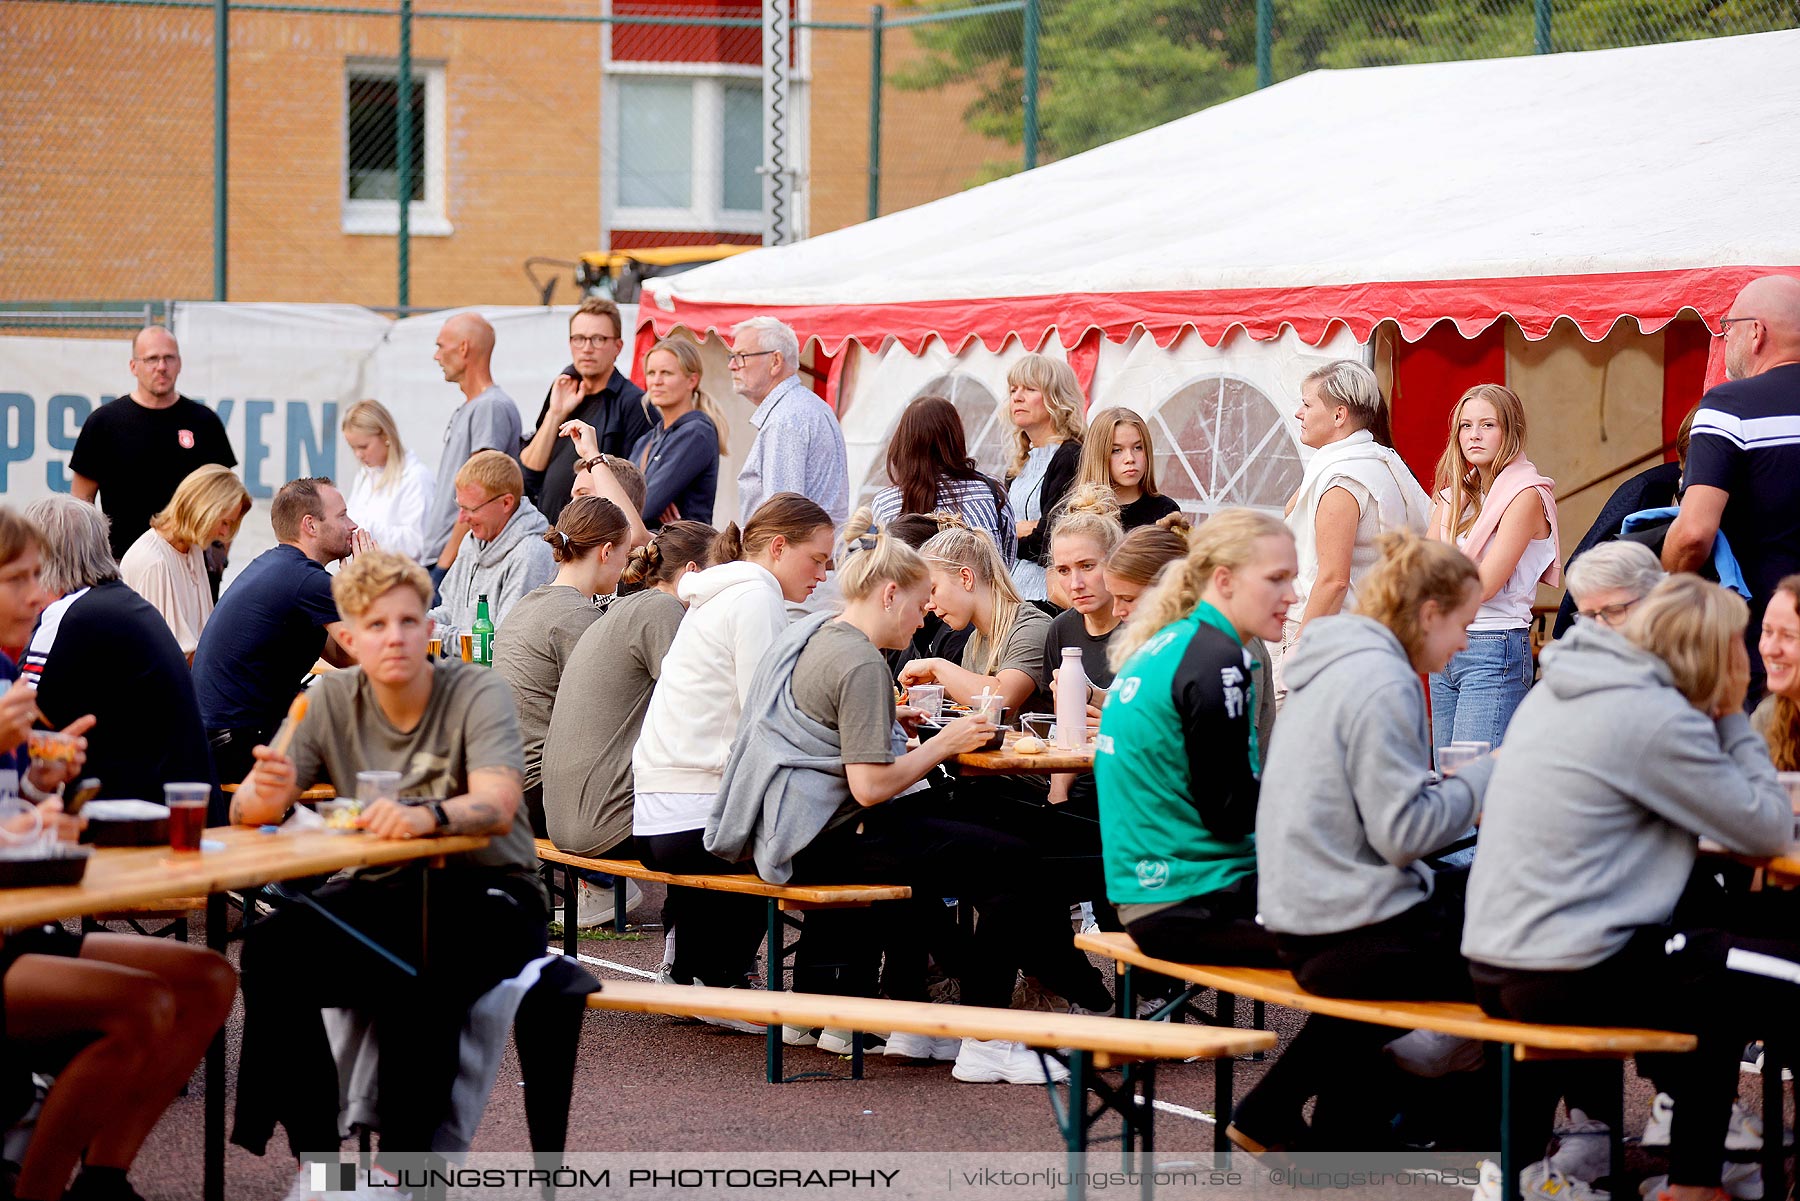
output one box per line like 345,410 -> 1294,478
540,589 -> 684,857
493,584 -> 605,791
791,619 -> 902,829
288,660 -> 540,892
424,386 -> 523,562
962,603 -> 1052,715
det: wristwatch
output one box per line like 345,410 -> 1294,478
426,800 -> 452,833
576,453 -> 610,473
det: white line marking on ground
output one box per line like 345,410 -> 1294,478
1139,1097 -> 1215,1124
557,950 -> 656,979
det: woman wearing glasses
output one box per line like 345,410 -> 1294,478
1563,541 -> 1664,631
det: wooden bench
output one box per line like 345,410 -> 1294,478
536,839 -> 911,1083
1077,930 -> 1697,1198
588,978 -> 1275,1201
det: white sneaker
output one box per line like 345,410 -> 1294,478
281,1166 -> 327,1201
689,980 -> 766,1034
576,879 -> 643,928
1385,1029 -> 1485,1077
1638,1163 -> 1762,1201
951,1038 -> 1069,1085
883,1031 -> 962,1061
816,1028 -> 885,1055
1548,1108 -> 1612,1184
1642,1092 -> 1764,1151
655,963 -> 677,987
783,1025 -> 820,1046
1742,1041 -> 1794,1082
1472,1158 -> 1609,1201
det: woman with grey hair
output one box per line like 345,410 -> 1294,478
1276,361 -> 1431,696
20,495 -> 216,806
1563,539 -> 1665,630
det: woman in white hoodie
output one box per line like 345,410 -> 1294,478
633,492 -> 836,999
1277,361 -> 1429,697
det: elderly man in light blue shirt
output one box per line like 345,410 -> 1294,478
730,316 -> 849,526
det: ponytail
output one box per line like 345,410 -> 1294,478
625,519 -> 717,588
1353,530 -> 1479,664
543,495 -> 629,564
838,507 -> 928,601
711,492 -> 834,568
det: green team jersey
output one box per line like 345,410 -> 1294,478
1094,602 -> 1261,905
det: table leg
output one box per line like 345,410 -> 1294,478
205,891 -> 227,1201
1213,991 -> 1236,1156
765,899 -> 782,1085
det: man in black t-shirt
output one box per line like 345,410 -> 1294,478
70,326 -> 237,562
519,298 -> 650,525
1666,274 -> 1800,701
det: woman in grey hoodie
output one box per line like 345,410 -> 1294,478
1245,531 -> 1488,1151
1463,575 -> 1795,1201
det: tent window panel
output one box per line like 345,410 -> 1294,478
1153,376 -> 1302,513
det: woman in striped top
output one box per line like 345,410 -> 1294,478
871,396 -> 1016,565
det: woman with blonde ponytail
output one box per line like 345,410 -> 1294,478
1244,532 -> 1488,1151
900,515 -> 1050,715
540,520 -> 714,928
492,496 -> 632,838
632,337 -> 725,527
707,508 -> 1114,1078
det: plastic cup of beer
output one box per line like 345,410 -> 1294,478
428,635 -> 443,659
164,782 -> 210,852
459,633 -> 474,663
1778,772 -> 1800,840
357,770 -> 402,811
908,684 -> 945,721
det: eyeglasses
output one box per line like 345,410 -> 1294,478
728,349 -> 778,368
569,334 -> 621,349
136,354 -> 179,366
456,493 -> 508,518
1577,599 -> 1639,626
1718,316 -> 1761,337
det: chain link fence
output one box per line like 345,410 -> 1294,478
2,0 -> 1793,315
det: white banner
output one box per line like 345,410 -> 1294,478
0,303 -> 637,579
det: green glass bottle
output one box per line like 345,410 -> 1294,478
471,593 -> 495,667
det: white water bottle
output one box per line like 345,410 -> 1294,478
1055,647 -> 1089,750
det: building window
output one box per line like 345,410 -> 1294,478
343,61 -> 451,237
609,69 -> 763,234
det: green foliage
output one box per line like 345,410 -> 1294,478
893,0 -> 1796,180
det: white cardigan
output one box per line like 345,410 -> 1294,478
345,451 -> 436,563
1285,430 -> 1431,619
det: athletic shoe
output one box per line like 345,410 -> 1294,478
1741,1041 -> 1793,1082
655,964 -> 677,986
688,980 -> 767,1034
1638,1162 -> 1761,1201
951,1038 -> 1069,1084
1641,1093 -> 1765,1151
1548,1108 -> 1611,1184
1012,975 -> 1063,1012
576,879 -> 643,929
883,1031 -> 961,1061
1471,1158 -> 1609,1201
782,1025 -> 820,1046
1384,1029 -> 1485,1077
817,1028 -> 885,1055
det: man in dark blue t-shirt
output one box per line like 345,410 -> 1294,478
192,477 -> 359,782
1666,274 -> 1800,701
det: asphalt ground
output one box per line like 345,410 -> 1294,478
64,880 -> 1781,1200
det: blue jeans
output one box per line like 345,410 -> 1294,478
1428,627 -> 1533,758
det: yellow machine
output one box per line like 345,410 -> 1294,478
524,244 -> 756,305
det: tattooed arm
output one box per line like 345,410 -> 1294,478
358,764 -> 522,839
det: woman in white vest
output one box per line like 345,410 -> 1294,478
1276,361 -> 1431,699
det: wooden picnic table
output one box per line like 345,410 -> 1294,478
1697,838 -> 1800,888
220,782 -> 337,801
955,729 -> 1095,775
0,824 -> 488,1201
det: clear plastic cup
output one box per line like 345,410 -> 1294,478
1437,745 -> 1485,776
164,782 -> 210,852
907,684 -> 945,721
1778,773 -> 1800,841
357,770 -> 403,810
0,797 -> 44,850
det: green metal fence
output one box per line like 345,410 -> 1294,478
2,0 -> 1793,316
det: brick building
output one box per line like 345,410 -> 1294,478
1,0 -> 1013,310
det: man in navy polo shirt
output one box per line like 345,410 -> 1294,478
192,477 -> 360,783
1665,274 -> 1800,702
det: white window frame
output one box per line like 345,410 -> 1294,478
603,61 -> 764,236
342,59 -> 452,237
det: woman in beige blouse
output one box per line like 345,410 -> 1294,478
119,464 -> 252,660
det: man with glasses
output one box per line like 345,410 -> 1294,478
521,298 -> 650,525
429,449 -> 554,632
70,325 -> 237,562
730,315 -> 848,527
425,313 -> 523,585
1666,274 -> 1800,703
